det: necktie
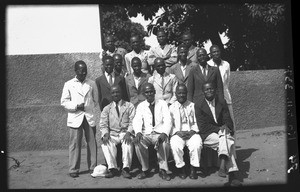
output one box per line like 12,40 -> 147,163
149,103 -> 155,126
115,102 -> 120,117
203,67 -> 207,80
179,105 -> 187,123
108,74 -> 113,86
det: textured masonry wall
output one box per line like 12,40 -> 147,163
6,53 -> 286,152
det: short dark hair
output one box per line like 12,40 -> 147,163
102,55 -> 114,63
74,60 -> 87,71
131,57 -> 142,67
177,44 -> 188,53
202,82 -> 216,91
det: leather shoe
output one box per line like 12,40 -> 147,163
218,168 -> 227,178
122,168 -> 132,179
138,170 -> 149,180
105,168 -> 118,178
69,173 -> 79,178
159,169 -> 171,181
178,167 -> 187,179
189,166 -> 198,179
228,172 -> 242,186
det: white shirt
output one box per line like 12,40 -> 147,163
125,49 -> 148,74
133,75 -> 141,89
105,71 -> 115,85
133,99 -> 172,136
180,62 -> 187,77
206,98 -> 217,123
208,59 -> 232,104
199,64 -> 209,76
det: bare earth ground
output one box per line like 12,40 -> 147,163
7,126 -> 287,189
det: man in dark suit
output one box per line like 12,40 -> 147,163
125,57 -> 151,108
195,82 -> 242,186
187,48 -> 224,104
169,44 -> 197,87
95,56 -> 129,111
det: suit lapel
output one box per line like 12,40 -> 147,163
175,64 -> 184,81
201,100 -> 216,123
119,100 -> 126,120
127,75 -> 136,89
138,73 -> 148,89
206,65 -> 213,81
101,75 -> 111,89
195,65 -> 206,81
163,73 -> 172,90
81,81 -> 91,97
215,98 -> 222,122
184,61 -> 194,81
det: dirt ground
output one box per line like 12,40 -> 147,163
7,126 -> 287,189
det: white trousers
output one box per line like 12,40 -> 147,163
170,134 -> 202,168
228,104 -> 237,158
135,133 -> 170,172
101,132 -> 133,170
204,130 -> 239,172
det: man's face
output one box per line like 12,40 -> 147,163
182,34 -> 193,48
111,86 -> 122,103
178,47 -> 188,62
105,36 -> 115,50
157,31 -> 167,46
75,64 -> 87,82
144,85 -> 155,103
203,83 -> 216,101
197,49 -> 208,64
113,55 -> 123,72
104,58 -> 114,74
131,59 -> 142,75
210,47 -> 221,61
176,86 -> 187,104
130,36 -> 141,51
154,59 -> 166,76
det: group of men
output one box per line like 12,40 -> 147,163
60,29 -> 241,186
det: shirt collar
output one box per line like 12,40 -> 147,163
105,71 -> 114,77
205,98 -> 215,107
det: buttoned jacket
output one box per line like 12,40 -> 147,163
99,100 -> 136,138
148,71 -> 178,105
133,99 -> 172,136
125,73 -> 151,107
169,60 -> 197,87
147,44 -> 177,67
61,77 -> 98,128
169,100 -> 199,136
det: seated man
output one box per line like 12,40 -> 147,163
133,83 -> 172,181
169,84 -> 201,180
148,57 -> 178,106
125,57 -> 151,108
100,85 -> 136,179
194,82 -> 242,186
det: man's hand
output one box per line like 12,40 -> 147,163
134,132 -> 143,144
176,131 -> 189,140
77,103 -> 85,111
158,133 -> 168,144
124,132 -> 132,144
102,133 -> 110,145
186,130 -> 196,140
220,125 -> 231,134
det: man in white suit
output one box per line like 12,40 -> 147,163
148,57 -> 178,106
133,83 -> 172,181
100,85 -> 136,179
147,29 -> 177,73
169,84 -> 202,180
61,60 -> 98,178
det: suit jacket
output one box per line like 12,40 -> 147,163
194,97 -> 233,141
133,99 -> 172,136
169,60 -> 197,87
125,49 -> 149,74
95,74 -> 129,111
147,44 -> 177,67
125,73 -> 151,107
148,71 -> 178,105
61,77 -> 98,128
99,100 -> 136,138
169,100 -> 199,136
187,64 -> 224,104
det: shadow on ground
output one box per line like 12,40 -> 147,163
235,147 -> 258,182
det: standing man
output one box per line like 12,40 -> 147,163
181,31 -> 199,63
100,85 -> 135,179
99,35 -> 127,74
147,29 -> 177,73
187,48 -> 224,104
208,44 -> 237,158
169,84 -> 201,180
95,56 -> 129,111
169,44 -> 197,87
125,57 -> 151,107
148,57 -> 178,106
61,60 -> 98,178
113,53 -> 127,77
125,35 -> 149,75
133,83 -> 172,181
195,82 -> 242,186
